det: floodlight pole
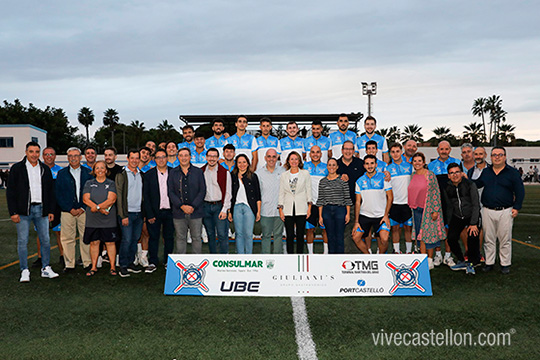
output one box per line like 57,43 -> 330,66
361,82 -> 377,116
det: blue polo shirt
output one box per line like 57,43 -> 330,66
428,156 -> 461,175
177,141 -> 196,153
329,130 -> 357,159
227,133 -> 258,161
139,160 -> 156,173
206,135 -> 228,158
304,135 -> 331,163
279,136 -> 305,164
50,164 -> 62,179
167,158 -> 180,168
256,135 -> 281,170
356,133 -> 388,161
191,149 -> 207,168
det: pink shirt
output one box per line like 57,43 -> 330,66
408,174 -> 427,209
158,168 -> 170,210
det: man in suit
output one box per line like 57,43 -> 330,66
143,149 -> 174,272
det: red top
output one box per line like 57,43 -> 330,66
408,174 -> 427,209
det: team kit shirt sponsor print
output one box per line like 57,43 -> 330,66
256,135 -> 280,170
428,157 -> 461,175
139,160 -> 156,173
387,160 -> 413,204
304,161 -> 328,204
191,150 -> 207,168
227,133 -> 258,162
375,159 -> 388,173
329,130 -> 357,159
279,136 -> 305,164
50,164 -> 62,179
167,158 -> 180,168
356,133 -> 388,161
205,135 -> 228,159
304,135 -> 331,164
355,172 -> 392,218
177,141 -> 197,153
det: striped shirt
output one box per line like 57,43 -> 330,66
316,177 -> 353,207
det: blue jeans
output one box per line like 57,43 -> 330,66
233,203 -> 255,254
16,204 -> 51,270
203,202 -> 230,254
322,205 -> 347,254
147,209 -> 174,265
119,212 -> 144,268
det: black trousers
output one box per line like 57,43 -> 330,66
448,216 -> 481,264
284,206 -> 306,254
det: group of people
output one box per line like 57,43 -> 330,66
7,114 -> 525,283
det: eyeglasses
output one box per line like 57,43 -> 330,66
43,153 -> 55,157
448,171 -> 461,176
492,153 -> 505,158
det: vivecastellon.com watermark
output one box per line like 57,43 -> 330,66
372,328 -> 515,347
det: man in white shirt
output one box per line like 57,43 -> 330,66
202,148 -> 233,254
7,141 -> 59,282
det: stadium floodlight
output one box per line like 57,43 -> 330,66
361,81 -> 377,116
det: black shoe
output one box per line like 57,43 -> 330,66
83,265 -> 92,273
127,264 -> 142,274
76,257 -> 83,267
32,258 -> 42,268
119,268 -> 130,277
63,267 -> 75,274
501,265 -> 511,275
483,264 -> 494,273
59,256 -> 65,267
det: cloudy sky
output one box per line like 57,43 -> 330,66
2,0 -> 539,140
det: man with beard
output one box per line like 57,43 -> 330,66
356,116 -> 389,163
206,118 -> 229,159
329,113 -> 357,160
403,140 -> 418,163
104,147 -> 123,181
227,115 -> 259,170
304,120 -> 331,164
178,125 -> 196,153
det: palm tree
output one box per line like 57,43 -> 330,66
462,122 -> 485,146
498,123 -> 516,145
432,126 -> 453,142
77,107 -> 94,145
129,120 -> 146,148
401,124 -> 424,143
103,108 -> 120,147
485,95 -> 504,145
471,98 -> 487,140
157,119 -> 174,132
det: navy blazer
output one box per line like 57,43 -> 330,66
167,165 -> 206,219
143,166 -> 172,219
56,165 -> 93,212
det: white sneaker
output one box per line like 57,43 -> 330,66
428,258 -> 434,270
444,257 -> 456,267
20,269 -> 30,282
97,256 -> 103,269
433,254 -> 443,267
41,266 -> 59,279
202,228 -> 208,244
139,253 -> 149,267
133,252 -> 140,266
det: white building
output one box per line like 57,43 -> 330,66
0,124 -> 47,168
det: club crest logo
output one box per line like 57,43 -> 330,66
173,259 -> 209,294
386,259 -> 425,295
266,259 -> 275,269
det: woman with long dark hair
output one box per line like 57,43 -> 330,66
229,154 -> 261,254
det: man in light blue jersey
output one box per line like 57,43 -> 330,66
166,141 -> 180,168
356,116 -> 389,162
227,115 -> 258,170
387,143 -> 414,254
191,131 -> 207,168
304,120 -> 331,164
329,113 -> 357,159
365,140 -> 388,173
352,155 -> 393,254
256,117 -> 280,171
82,146 -> 97,170
304,146 -> 329,254
206,118 -> 229,159
177,125 -> 196,153
279,121 -> 305,166
139,146 -> 156,174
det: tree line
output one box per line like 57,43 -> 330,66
1,96 -> 536,154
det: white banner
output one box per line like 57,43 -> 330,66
164,254 -> 432,297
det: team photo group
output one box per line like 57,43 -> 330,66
7,114 -> 524,281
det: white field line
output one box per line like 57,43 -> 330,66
291,296 -> 318,360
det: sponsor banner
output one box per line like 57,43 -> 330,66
164,254 -> 432,297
